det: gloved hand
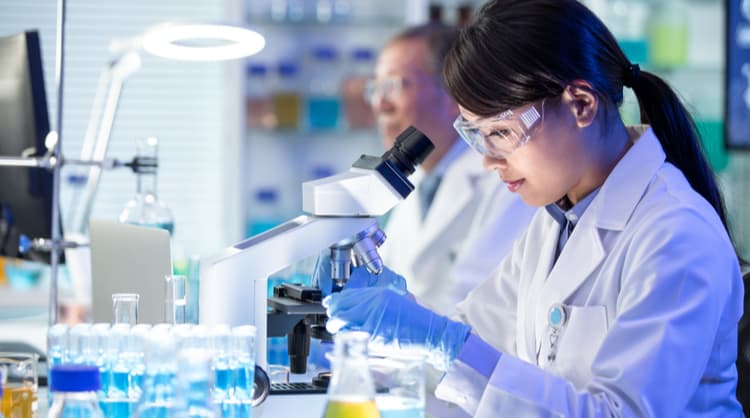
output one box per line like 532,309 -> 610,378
323,287 -> 472,371
312,250 -> 408,297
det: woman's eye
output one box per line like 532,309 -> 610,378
488,129 -> 511,140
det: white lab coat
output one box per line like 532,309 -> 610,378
435,126 -> 745,417
379,142 -> 535,316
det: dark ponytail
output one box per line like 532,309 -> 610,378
629,71 -> 729,232
444,0 -> 732,237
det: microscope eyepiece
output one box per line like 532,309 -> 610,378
383,126 -> 434,176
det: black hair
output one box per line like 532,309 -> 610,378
443,0 -> 733,243
390,22 -> 460,84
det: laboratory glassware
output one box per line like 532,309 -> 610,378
245,63 -> 275,129
112,293 -> 140,325
226,325 -> 255,418
164,274 -> 187,324
272,62 -> 302,130
133,331 -> 178,418
342,48 -> 375,129
209,325 -> 233,404
0,352 -> 38,418
369,353 -> 425,418
119,137 -> 175,235
185,256 -> 200,324
48,365 -> 104,418
306,46 -> 341,130
47,324 -> 69,387
172,349 -> 218,418
100,324 -> 135,418
322,331 -> 380,418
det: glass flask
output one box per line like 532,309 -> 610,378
48,366 -> 104,418
322,331 -> 380,418
119,137 -> 175,235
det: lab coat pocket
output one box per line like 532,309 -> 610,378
553,305 -> 608,388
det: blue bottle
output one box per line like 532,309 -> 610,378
306,46 -> 342,130
48,365 -> 104,418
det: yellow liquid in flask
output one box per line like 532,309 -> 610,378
323,398 -> 381,418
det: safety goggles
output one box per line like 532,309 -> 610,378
453,100 -> 545,160
364,76 -> 411,105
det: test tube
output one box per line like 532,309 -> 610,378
112,293 -> 140,325
164,274 -> 187,324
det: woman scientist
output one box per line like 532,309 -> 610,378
320,0 -> 746,416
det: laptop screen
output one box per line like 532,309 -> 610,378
89,219 -> 172,324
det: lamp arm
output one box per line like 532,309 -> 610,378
65,51 -> 141,234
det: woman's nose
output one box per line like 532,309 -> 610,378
483,155 -> 507,170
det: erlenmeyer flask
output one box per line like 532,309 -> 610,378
322,331 -> 380,418
119,137 -> 174,235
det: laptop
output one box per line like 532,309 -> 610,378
89,219 -> 172,324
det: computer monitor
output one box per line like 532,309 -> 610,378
0,30 -> 54,260
726,0 -> 750,149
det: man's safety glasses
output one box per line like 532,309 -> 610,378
453,100 -> 545,160
364,76 -> 411,105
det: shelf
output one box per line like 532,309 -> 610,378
246,15 -> 406,29
246,128 -> 379,140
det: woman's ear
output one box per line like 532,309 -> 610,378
561,81 -> 598,128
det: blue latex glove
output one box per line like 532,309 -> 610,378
312,250 -> 408,297
323,287 -> 472,371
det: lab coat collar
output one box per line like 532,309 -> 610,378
592,125 -> 664,231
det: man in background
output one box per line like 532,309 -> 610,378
368,22 -> 535,315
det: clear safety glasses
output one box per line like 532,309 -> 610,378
364,76 -> 410,105
453,100 -> 545,160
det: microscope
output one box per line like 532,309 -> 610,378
199,126 -> 434,374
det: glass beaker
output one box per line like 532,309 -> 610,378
369,353 -> 425,418
164,275 -> 187,324
0,352 -> 39,418
112,293 -> 140,325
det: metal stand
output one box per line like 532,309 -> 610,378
0,0 -> 152,325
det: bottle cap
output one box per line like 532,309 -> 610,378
278,61 -> 299,77
49,365 -> 101,392
247,63 -> 268,77
256,188 -> 278,202
312,46 -> 338,61
351,48 -> 374,61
